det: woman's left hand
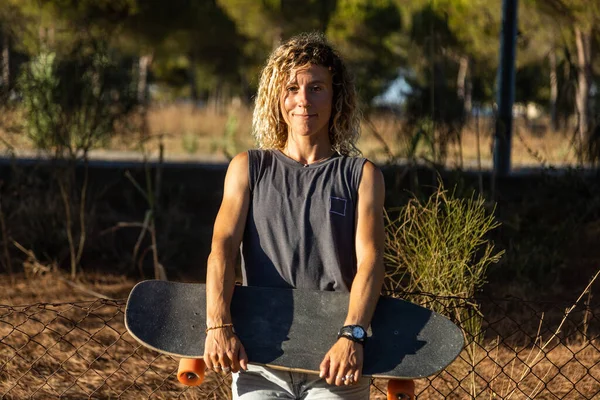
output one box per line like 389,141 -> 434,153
319,338 -> 364,386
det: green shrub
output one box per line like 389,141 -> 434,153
384,183 -> 503,321
181,132 -> 199,154
19,52 -> 62,149
210,112 -> 238,159
385,182 -> 503,380
18,47 -> 138,156
16,44 -> 139,278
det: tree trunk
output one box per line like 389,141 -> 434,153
1,34 -> 9,93
465,75 -> 472,120
188,52 -> 199,106
319,0 -> 335,32
48,26 -> 55,47
457,55 -> 471,121
137,53 -> 153,105
209,81 -> 223,114
39,26 -> 56,48
272,24 -> 283,50
561,51 -> 572,131
575,26 -> 592,147
549,48 -> 558,132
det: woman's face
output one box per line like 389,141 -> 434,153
280,64 -> 333,141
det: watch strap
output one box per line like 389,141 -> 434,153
337,325 -> 366,344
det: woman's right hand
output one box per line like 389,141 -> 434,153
203,327 -> 248,374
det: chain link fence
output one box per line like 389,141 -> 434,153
1,291 -> 599,399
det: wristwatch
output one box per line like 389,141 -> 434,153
337,325 -> 366,344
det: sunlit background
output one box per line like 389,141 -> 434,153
1,0 -> 598,168
1,2 -> 600,399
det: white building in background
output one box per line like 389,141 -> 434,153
513,102 -> 543,120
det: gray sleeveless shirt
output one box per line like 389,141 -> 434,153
241,149 -> 366,292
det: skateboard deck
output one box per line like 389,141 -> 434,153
125,280 -> 464,379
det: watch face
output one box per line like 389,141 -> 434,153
352,326 -> 365,339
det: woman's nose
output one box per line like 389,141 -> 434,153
296,89 -> 310,108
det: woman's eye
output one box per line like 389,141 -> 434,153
287,86 -> 298,92
311,86 -> 322,92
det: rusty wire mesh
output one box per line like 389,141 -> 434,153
1,293 -> 599,399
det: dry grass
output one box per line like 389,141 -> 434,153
359,113 -> 579,168
447,119 -> 578,169
376,339 -> 600,399
0,272 -> 231,400
3,269 -> 133,306
0,104 -> 580,168
2,272 -> 599,399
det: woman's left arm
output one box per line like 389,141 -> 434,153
320,161 -> 386,386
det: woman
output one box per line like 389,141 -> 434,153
204,32 -> 385,399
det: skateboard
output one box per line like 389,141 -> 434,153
125,280 -> 464,399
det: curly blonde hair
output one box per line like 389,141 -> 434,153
252,32 -> 361,156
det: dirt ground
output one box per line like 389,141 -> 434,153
2,272 -> 599,399
0,272 -> 394,399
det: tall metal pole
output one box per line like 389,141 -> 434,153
494,0 -> 518,176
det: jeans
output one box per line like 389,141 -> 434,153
232,365 -> 370,399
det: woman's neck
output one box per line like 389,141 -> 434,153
282,140 -> 334,166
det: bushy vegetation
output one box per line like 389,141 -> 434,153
0,0 -> 599,291
383,180 -> 504,384
384,184 -> 503,301
18,46 -> 138,156
0,0 -> 599,153
12,40 -> 139,278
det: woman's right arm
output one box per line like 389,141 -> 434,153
204,152 -> 251,373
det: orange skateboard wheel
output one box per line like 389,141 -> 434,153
177,358 -> 205,386
387,379 -> 415,400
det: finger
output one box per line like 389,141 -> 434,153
336,370 -> 350,387
211,353 -> 224,373
319,355 -> 330,379
203,354 -> 212,370
219,354 -> 231,374
344,369 -> 358,386
239,345 -> 249,371
342,370 -> 351,386
207,356 -> 220,373
227,349 -> 240,373
337,374 -> 348,387
336,364 -> 350,387
326,362 -> 340,385
206,352 -> 219,372
203,343 -> 214,370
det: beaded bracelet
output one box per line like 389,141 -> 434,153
205,323 -> 234,334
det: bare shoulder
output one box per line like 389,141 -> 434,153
359,160 -> 385,196
227,152 -> 249,176
223,151 -> 250,193
228,151 -> 249,172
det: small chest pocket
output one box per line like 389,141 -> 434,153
329,197 -> 347,216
